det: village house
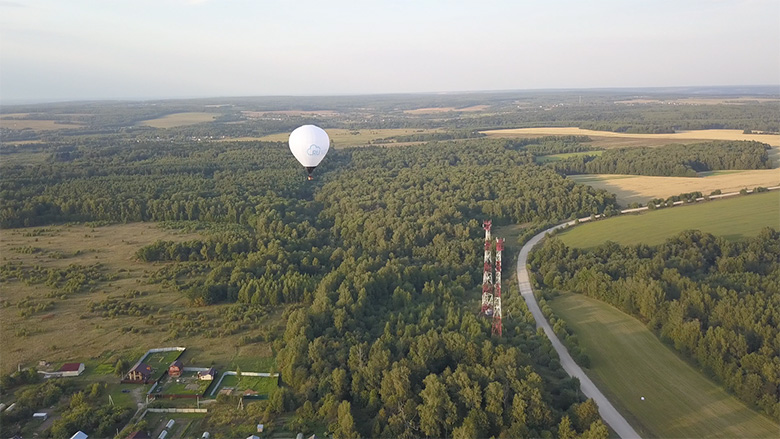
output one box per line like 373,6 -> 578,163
168,360 -> 183,378
128,363 -> 152,382
197,367 -> 216,380
58,363 -> 85,377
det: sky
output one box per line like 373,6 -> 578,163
1,0 -> 778,102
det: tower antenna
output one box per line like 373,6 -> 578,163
492,238 -> 504,337
481,220 -> 494,316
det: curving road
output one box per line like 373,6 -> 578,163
516,221 -> 641,439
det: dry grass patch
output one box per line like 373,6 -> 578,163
242,110 -> 340,117
0,223 -> 203,373
481,127 -> 780,147
569,169 -> 780,207
140,112 -> 217,128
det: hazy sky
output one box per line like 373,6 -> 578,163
1,0 -> 778,102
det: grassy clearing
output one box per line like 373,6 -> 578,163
160,371 -> 213,396
403,105 -> 489,114
0,223 -> 279,374
139,112 -> 217,128
535,150 -> 604,163
548,293 -> 779,438
217,374 -> 278,397
568,169 -> 779,207
557,191 -> 779,249
0,118 -> 84,131
250,128 -> 446,147
481,127 -> 780,147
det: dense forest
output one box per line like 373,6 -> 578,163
545,141 -> 772,177
1,137 -> 619,437
529,229 -> 780,419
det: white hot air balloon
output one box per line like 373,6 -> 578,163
289,125 -> 330,180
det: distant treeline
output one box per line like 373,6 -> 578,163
546,141 -> 771,177
372,130 -> 485,143
530,229 -> 780,418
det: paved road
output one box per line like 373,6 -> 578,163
516,221 -> 641,439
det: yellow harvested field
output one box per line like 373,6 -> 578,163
140,112 -> 217,128
481,127 -> 780,147
569,169 -> 780,206
404,105 -> 489,114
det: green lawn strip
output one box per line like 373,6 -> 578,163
558,191 -> 779,249
548,293 -> 779,439
218,374 -> 278,396
230,356 -> 276,372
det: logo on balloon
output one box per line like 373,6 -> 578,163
307,144 -> 321,156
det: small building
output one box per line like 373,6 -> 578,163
166,419 -> 175,429
197,367 -> 216,381
257,424 -> 263,433
168,360 -> 183,378
70,431 -> 88,439
38,360 -> 51,368
201,433 -> 210,439
33,412 -> 48,421
246,436 -> 260,439
128,363 -> 153,382
59,363 -> 85,377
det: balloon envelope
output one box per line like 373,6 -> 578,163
289,125 -> 330,169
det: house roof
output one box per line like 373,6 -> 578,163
169,360 -> 183,368
131,363 -> 152,374
199,367 -> 216,375
69,431 -> 88,439
59,363 -> 83,372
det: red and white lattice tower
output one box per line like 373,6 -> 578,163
492,238 -> 504,337
481,220 -> 494,316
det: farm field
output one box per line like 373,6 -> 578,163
547,292 -> 779,439
403,105 -> 489,114
557,191 -> 779,249
0,117 -> 83,131
249,128 -> 446,147
0,223 -> 278,374
568,169 -> 779,206
140,112 -> 217,128
481,127 -> 780,147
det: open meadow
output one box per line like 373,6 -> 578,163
557,191 -> 779,249
547,293 -> 780,439
139,112 -> 217,128
251,128 -> 447,147
0,116 -> 84,131
0,223 -> 277,375
568,169 -> 780,207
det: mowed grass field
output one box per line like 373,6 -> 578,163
481,127 -> 780,147
569,170 -> 780,207
548,293 -> 779,438
252,128 -> 447,147
0,223 -> 278,374
140,112 -> 217,128
557,191 -> 779,249
0,117 -> 84,131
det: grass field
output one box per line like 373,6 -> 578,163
481,127 -> 780,147
217,374 -> 278,397
160,371 -> 213,396
0,118 -> 84,131
557,191 -> 779,249
403,105 -> 489,114
547,293 -> 779,438
0,223 -> 280,374
248,128 -> 446,147
569,169 -> 780,206
139,112 -> 217,128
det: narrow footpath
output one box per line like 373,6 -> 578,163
516,221 -> 641,439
